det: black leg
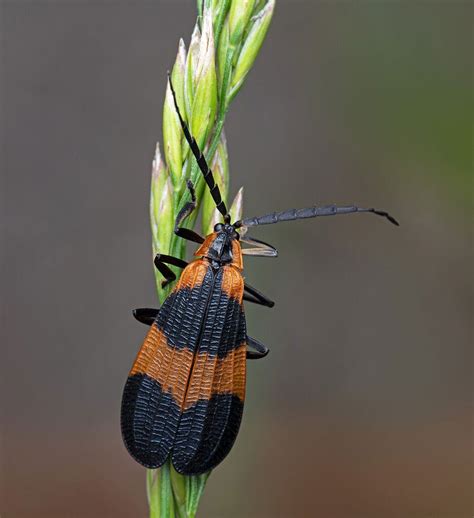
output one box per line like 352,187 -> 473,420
154,253 -> 188,288
174,180 -> 205,245
246,335 -> 269,360
243,282 -> 275,308
243,292 -> 262,305
133,308 -> 159,326
241,235 -> 278,258
175,227 -> 205,244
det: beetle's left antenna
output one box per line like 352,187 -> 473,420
168,73 -> 229,222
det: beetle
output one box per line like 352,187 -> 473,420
120,76 -> 399,475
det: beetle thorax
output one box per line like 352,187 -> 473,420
194,225 -> 243,269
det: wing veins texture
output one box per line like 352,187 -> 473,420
122,260 -> 247,474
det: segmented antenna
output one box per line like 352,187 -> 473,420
167,73 -> 228,220
235,205 -> 399,228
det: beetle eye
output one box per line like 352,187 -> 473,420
214,223 -> 224,232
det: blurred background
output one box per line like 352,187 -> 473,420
1,1 -> 472,517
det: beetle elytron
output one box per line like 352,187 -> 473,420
120,75 -> 398,475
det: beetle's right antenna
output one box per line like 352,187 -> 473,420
235,204 -> 399,228
168,73 -> 229,222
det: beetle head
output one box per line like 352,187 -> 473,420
194,224 -> 242,268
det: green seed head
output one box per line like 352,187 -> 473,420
184,23 -> 201,121
217,17 -> 230,92
150,142 -> 173,261
189,7 -> 218,151
163,39 -> 187,190
229,186 -> 244,224
230,0 -> 275,102
228,0 -> 256,45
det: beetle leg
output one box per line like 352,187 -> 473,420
154,253 -> 188,288
174,227 -> 205,244
243,282 -> 275,308
241,235 -> 278,257
243,292 -> 264,306
174,180 -> 205,245
246,335 -> 270,360
133,308 -> 159,326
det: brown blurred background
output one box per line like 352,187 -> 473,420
1,1 -> 472,517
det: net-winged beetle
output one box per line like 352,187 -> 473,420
120,75 -> 399,475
